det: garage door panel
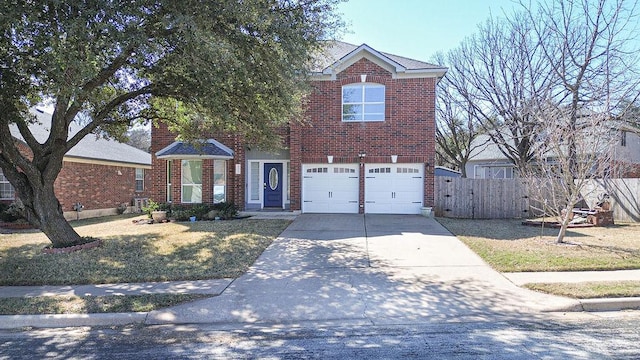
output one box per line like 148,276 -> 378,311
302,164 -> 359,214
365,164 -> 424,214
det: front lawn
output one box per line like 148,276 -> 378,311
436,218 -> 640,273
0,215 -> 291,286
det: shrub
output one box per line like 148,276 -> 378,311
116,203 -> 127,215
141,199 -> 160,218
0,203 -> 23,223
215,202 -> 238,219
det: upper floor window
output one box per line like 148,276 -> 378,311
0,171 -> 15,200
342,83 -> 385,122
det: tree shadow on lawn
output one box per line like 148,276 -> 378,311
0,227 -> 274,286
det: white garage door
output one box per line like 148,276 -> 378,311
365,164 -> 424,214
302,164 -> 359,213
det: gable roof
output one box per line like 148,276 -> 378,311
313,41 -> 447,79
155,139 -> 234,160
9,108 -> 151,168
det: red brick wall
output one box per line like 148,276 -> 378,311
2,141 -> 150,211
290,58 -> 437,211
150,123 -> 244,206
150,57 -> 438,212
55,161 -> 150,211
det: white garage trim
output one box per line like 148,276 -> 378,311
302,164 -> 359,213
365,163 -> 424,214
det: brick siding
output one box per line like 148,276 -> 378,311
151,57 -> 438,212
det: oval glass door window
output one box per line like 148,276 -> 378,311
268,168 -> 278,190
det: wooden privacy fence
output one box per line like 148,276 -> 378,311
434,178 -> 530,219
434,177 -> 640,222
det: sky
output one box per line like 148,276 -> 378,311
336,0 -> 521,62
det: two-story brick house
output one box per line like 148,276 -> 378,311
150,42 -> 446,214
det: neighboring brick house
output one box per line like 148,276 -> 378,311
150,42 -> 447,214
1,108 -> 152,220
466,129 -> 640,179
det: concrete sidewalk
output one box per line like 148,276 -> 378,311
1,214 -> 639,329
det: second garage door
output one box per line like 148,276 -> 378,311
365,164 -> 424,214
302,164 -> 359,213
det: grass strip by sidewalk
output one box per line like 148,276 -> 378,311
524,281 -> 640,299
0,294 -> 210,315
436,218 -> 640,272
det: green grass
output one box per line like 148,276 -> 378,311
0,215 -> 291,286
0,294 -> 210,315
524,281 -> 640,299
437,218 -> 640,272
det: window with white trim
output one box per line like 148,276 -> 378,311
250,162 -> 260,201
0,171 -> 15,200
368,167 -> 391,173
397,167 -> 419,174
306,167 -> 328,173
166,161 -> 173,202
333,167 -> 356,173
213,160 -> 226,204
181,160 -> 202,203
342,83 -> 385,122
135,168 -> 144,192
474,165 -> 514,179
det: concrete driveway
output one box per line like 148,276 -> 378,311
147,214 -> 578,326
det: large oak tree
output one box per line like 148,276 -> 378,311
0,0 -> 341,248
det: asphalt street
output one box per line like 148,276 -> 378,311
1,313 -> 640,359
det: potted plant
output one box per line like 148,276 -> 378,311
142,199 -> 167,222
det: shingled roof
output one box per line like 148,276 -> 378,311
155,139 -> 234,160
312,41 -> 447,77
9,108 -> 151,167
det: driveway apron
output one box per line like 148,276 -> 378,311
147,214 -> 577,326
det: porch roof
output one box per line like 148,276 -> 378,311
155,139 -> 234,160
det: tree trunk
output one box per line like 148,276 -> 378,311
19,181 -> 83,248
555,207 -> 572,244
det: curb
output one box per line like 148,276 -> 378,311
0,312 -> 147,329
543,297 -> 640,312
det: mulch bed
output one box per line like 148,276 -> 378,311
42,238 -> 103,254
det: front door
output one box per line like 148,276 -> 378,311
264,163 -> 283,208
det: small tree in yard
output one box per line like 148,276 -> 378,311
519,0 -> 640,244
0,0 -> 341,248
521,109 -> 623,243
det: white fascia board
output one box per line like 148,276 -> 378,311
156,154 -> 234,160
205,138 -> 234,156
63,156 -> 152,169
322,45 -> 406,77
154,141 -> 180,157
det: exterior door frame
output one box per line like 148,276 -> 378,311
246,160 -> 289,210
264,163 -> 283,208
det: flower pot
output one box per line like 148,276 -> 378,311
152,210 -> 167,222
420,207 -> 433,218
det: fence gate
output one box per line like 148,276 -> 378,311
434,177 -> 530,219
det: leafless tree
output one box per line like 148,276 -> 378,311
433,53 -> 487,177
521,109 -> 624,242
443,12 -> 554,172
520,0 -> 640,243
